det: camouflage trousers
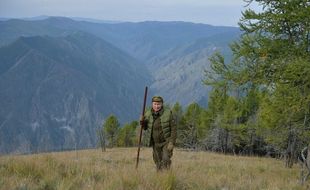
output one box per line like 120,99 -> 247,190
152,143 -> 173,171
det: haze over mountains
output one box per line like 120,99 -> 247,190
0,16 -> 241,154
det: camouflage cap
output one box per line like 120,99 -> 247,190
152,96 -> 163,103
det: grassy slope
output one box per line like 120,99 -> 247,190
0,148 -> 309,190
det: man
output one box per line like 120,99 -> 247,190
140,96 -> 177,170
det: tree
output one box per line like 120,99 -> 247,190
204,0 -> 310,165
103,115 -> 120,148
97,127 -> 106,152
258,62 -> 310,166
172,102 -> 184,147
179,103 -> 202,149
238,0 -> 310,167
172,102 -> 183,125
117,121 -> 138,147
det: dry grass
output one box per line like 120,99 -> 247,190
0,148 -> 309,190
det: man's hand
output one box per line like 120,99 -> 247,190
139,115 -> 145,126
140,115 -> 148,130
167,142 -> 174,151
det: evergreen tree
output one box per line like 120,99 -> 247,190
180,103 -> 202,149
103,114 -> 120,148
117,121 -> 138,147
204,0 -> 310,162
238,0 -> 310,166
172,102 -> 184,147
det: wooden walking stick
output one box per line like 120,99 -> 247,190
136,86 -> 148,169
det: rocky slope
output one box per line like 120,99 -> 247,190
0,32 -> 149,153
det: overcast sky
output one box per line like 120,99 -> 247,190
0,0 -> 260,26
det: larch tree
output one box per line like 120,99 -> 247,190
103,114 -> 120,148
204,0 -> 310,165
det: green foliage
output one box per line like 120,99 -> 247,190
202,0 -> 310,159
178,103 -> 203,149
207,87 -> 227,116
117,121 -> 138,147
103,115 -> 120,148
172,102 -> 183,126
237,0 -> 310,84
197,109 -> 212,140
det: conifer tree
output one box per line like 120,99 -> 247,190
103,114 -> 120,148
117,121 -> 138,147
204,0 -> 310,162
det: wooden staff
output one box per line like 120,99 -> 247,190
136,86 -> 148,169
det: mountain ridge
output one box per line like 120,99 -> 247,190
148,31 -> 240,106
0,17 -> 240,153
0,16 -> 240,60
0,32 -> 150,154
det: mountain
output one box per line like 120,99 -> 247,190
0,17 -> 239,61
70,17 -> 122,24
87,21 -> 239,61
0,32 -> 150,154
149,31 -> 241,106
0,17 -> 241,153
0,17 -> 240,102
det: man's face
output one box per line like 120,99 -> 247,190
152,101 -> 163,112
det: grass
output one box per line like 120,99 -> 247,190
0,147 -> 309,190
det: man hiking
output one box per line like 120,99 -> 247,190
140,96 -> 177,170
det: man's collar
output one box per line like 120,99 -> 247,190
151,107 -> 164,116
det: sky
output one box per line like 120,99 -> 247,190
0,0 -> 260,26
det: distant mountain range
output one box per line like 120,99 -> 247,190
0,16 -> 241,154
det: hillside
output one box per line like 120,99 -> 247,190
0,148 -> 307,189
0,17 -> 240,106
0,32 -> 150,154
0,17 -> 240,153
149,31 -> 240,105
